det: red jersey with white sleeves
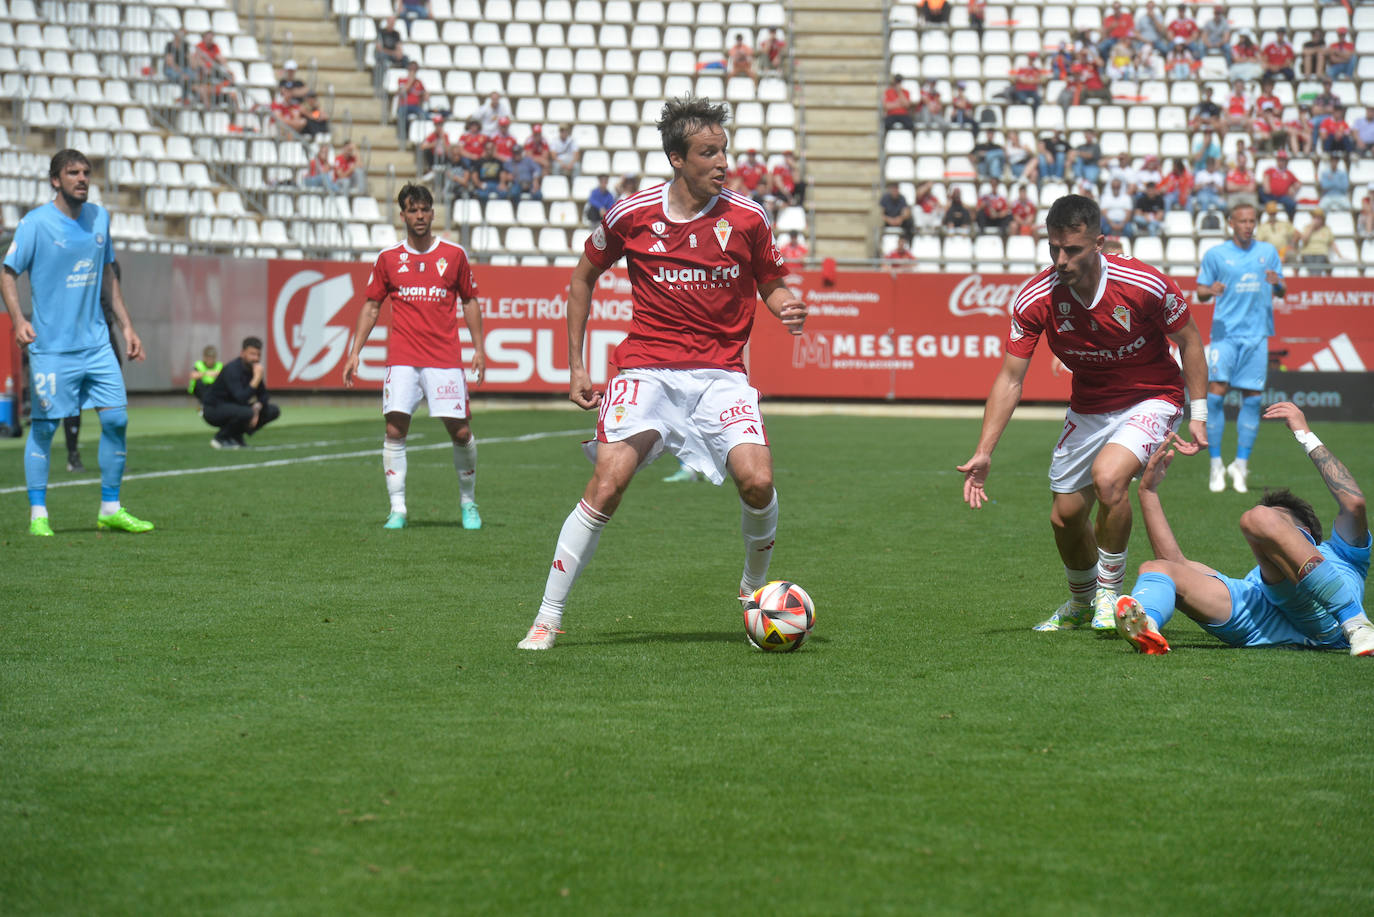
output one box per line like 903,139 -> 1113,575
1007,253 -> 1191,414
584,183 -> 787,373
365,237 -> 479,368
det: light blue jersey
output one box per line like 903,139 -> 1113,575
1197,238 -> 1282,340
3,200 -> 115,355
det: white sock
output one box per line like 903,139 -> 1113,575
1066,565 -> 1097,608
383,437 -> 407,514
100,500 -> 121,516
1211,457 -> 1224,470
31,505 -> 49,521
535,499 -> 610,628
1097,548 -> 1128,594
453,436 -> 477,505
739,490 -> 778,596
1231,457 -> 1247,472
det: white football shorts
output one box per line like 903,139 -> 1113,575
1048,397 -> 1183,494
382,365 -> 470,419
583,367 -> 769,485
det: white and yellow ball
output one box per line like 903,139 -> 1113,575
743,581 -> 815,652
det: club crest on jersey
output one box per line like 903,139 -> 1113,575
436,257 -> 448,275
613,404 -> 627,423
651,221 -> 667,236
1112,304 -> 1131,331
1057,302 -> 1071,315
713,218 -> 732,250
399,252 -> 409,262
591,224 -> 607,251
94,233 -> 105,246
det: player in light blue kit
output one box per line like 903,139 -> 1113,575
1,150 -> 154,536
1195,202 -> 1284,494
1113,402 -> 1374,658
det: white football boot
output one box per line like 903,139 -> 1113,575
1091,587 -> 1119,630
1227,459 -> 1248,494
1209,458 -> 1226,493
1347,622 -> 1374,658
517,620 -> 562,650
1033,599 -> 1093,631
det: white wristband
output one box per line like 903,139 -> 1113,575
1295,430 -> 1323,454
1190,398 -> 1207,422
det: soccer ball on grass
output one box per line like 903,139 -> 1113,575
743,581 -> 815,652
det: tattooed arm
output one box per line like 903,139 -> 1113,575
1264,401 -> 1368,544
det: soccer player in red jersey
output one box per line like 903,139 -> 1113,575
342,183 -> 487,531
518,96 -> 807,650
958,194 -> 1209,633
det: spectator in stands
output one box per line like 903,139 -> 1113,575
1191,156 -> 1225,213
941,188 -> 973,234
1068,130 -> 1102,185
880,182 -> 916,241
1049,41 -> 1073,80
1010,185 -> 1038,236
472,141 -> 512,202
883,76 -> 916,132
912,180 -> 944,232
420,114 -> 451,181
1009,55 -> 1046,111
779,232 -> 808,266
1326,28 -> 1357,81
1135,1 -> 1168,54
972,130 -> 1006,181
1098,2 -> 1135,61
473,91 -> 512,135
759,28 -> 786,73
1261,28 -> 1297,84
1317,155 -> 1351,212
163,28 -> 195,101
1104,36 -> 1137,81
1258,151 -> 1299,221
550,122 -> 581,176
1321,107 -> 1356,159
1187,86 -> 1221,132
615,173 -> 640,199
1224,153 -> 1258,213
1200,5 -> 1232,65
394,62 -> 428,142
1287,105 -> 1315,157
1166,4 -> 1202,58
975,181 -> 1012,238
1165,38 -> 1196,80
1295,208 -> 1340,275
884,235 -> 917,269
1190,128 -> 1222,170
1358,194 -> 1374,238
1133,179 -> 1166,236
917,79 -> 946,128
1005,132 -> 1036,183
1230,33 -> 1262,81
967,0 -> 985,39
768,151 -> 802,218
489,117 -> 519,162
278,59 -> 309,105
1158,157 -> 1193,212
375,16 -> 410,71
301,92 -> 329,136
583,174 -> 615,225
1062,48 -> 1112,107
731,149 -> 767,201
303,143 -> 339,193
271,93 -> 308,138
1256,201 -> 1297,261
395,0 -> 430,23
728,33 -> 755,80
1301,28 -> 1329,79
192,30 -> 237,110
1101,177 -> 1136,238
918,0 -> 951,26
1136,155 -> 1163,189
1037,131 -> 1068,183
1223,79 -> 1252,133
1352,107 -> 1374,156
1106,151 -> 1139,193
1310,78 -> 1344,140
506,145 -> 542,203
334,141 -> 364,195
456,118 -> 486,172
193,30 -> 227,81
948,82 -> 976,130
524,124 -> 551,172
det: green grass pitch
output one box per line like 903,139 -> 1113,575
2,402 -> 1371,915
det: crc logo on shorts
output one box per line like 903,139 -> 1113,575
719,400 -> 756,422
272,269 -> 356,382
436,383 -> 464,399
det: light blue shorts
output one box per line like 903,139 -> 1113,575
28,345 -> 126,419
1204,572 -> 1346,650
1207,336 -> 1267,391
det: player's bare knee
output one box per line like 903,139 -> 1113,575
1138,559 -> 1171,577
1239,505 -> 1287,541
735,472 -> 774,507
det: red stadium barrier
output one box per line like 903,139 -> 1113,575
264,259 -> 1374,399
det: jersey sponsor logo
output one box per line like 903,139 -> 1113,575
395,284 -> 451,298
591,224 -> 607,251
713,218 -> 732,250
948,274 -> 1021,318
65,258 -> 98,289
1112,304 -> 1131,331
648,240 -> 666,253
1059,335 -> 1149,363
1164,292 -> 1186,324
649,263 -> 740,288
271,268 -> 358,382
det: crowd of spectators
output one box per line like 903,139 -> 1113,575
878,3 -> 1365,270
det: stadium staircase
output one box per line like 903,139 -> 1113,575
790,0 -> 884,261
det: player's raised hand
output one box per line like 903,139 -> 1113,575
568,366 -> 601,410
777,298 -> 807,335
342,353 -> 359,388
1140,433 -> 1180,492
957,453 -> 992,509
1263,400 -> 1308,432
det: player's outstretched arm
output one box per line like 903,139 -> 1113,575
1136,433 -> 1192,563
0,267 -> 35,345
957,353 -> 1030,509
460,296 -> 485,386
103,263 -> 144,361
1167,317 -> 1208,452
1265,401 -> 1368,544
759,278 -> 806,335
343,298 -> 382,387
566,255 -> 605,410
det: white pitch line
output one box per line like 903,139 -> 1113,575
0,428 -> 590,495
